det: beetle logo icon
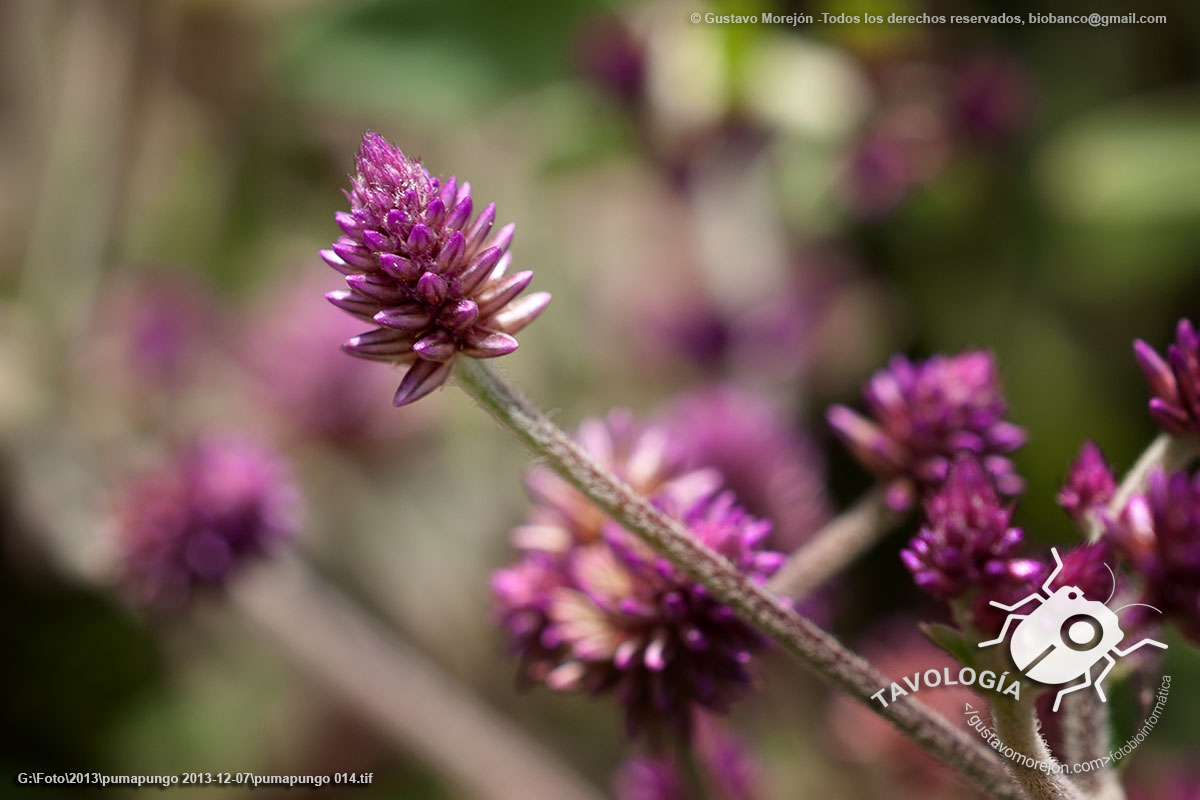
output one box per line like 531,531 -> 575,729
977,548 -> 1167,712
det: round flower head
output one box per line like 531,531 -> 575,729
492,411 -> 784,739
1133,318 -> 1200,435
664,385 -> 830,551
1106,467 -> 1200,644
116,434 -> 301,606
1057,440 -> 1116,523
324,132 -> 551,406
828,350 -> 1026,510
901,454 -> 1035,599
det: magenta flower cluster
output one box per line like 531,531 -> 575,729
492,411 -> 783,738
325,132 -> 550,405
828,350 -> 1026,511
117,434 -> 301,605
1134,318 -> 1200,436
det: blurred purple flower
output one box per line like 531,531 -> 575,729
1106,467 -> 1200,644
325,132 -> 550,405
245,277 -> 418,448
117,434 -> 301,606
1057,440 -> 1117,523
950,55 -> 1032,145
664,386 -> 830,552
90,274 -> 217,395
828,350 -> 1026,511
1133,318 -> 1200,435
840,130 -> 913,218
614,715 -> 761,800
575,15 -> 646,106
901,454 -> 1037,599
492,411 -> 783,738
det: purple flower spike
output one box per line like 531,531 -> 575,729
326,132 -> 550,405
828,350 -> 1026,510
116,434 -> 302,606
901,454 -> 1026,599
1058,440 -> 1117,522
1134,318 -> 1200,435
492,412 -> 782,739
1107,467 -> 1200,644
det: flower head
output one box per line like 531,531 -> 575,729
828,350 -> 1026,510
325,132 -> 551,405
664,386 -> 830,551
1133,318 -> 1200,435
492,412 -> 783,738
116,434 -> 301,606
1057,440 -> 1117,523
950,55 -> 1031,145
901,454 -> 1035,598
1106,467 -> 1200,644
970,541 -> 1115,635
614,715 -> 760,800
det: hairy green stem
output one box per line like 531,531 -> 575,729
767,485 -> 902,599
456,359 -> 1023,800
989,696 -> 1084,800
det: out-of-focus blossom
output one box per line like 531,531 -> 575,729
950,56 -> 1032,145
1057,440 -> 1117,522
324,132 -> 550,405
88,273 -> 217,395
828,350 -> 1026,511
1106,467 -> 1200,644
664,386 -> 830,551
840,129 -> 913,218
492,411 -> 783,738
1126,764 -> 1200,800
1133,318 -> 1200,436
575,15 -> 646,107
901,455 -> 1038,599
244,276 -> 417,448
614,714 -> 761,800
116,434 -> 301,606
829,624 -> 978,798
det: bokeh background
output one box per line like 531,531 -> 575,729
2,0 -> 1199,797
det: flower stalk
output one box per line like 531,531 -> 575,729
1085,432 -> 1197,542
232,556 -> 605,800
767,485 -> 901,599
988,694 -> 1083,800
456,358 -> 1022,800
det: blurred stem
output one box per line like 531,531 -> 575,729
767,485 -> 901,599
231,557 -> 605,800
1085,432 -> 1198,542
1069,431 -> 1195,798
988,696 -> 1083,800
1060,692 -> 1124,800
456,359 -> 1023,800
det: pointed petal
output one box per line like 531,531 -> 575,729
373,304 -> 434,331
477,271 -> 533,315
325,290 -> 380,320
413,330 -> 457,362
491,292 -> 551,334
461,331 -> 518,359
393,359 -> 453,405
